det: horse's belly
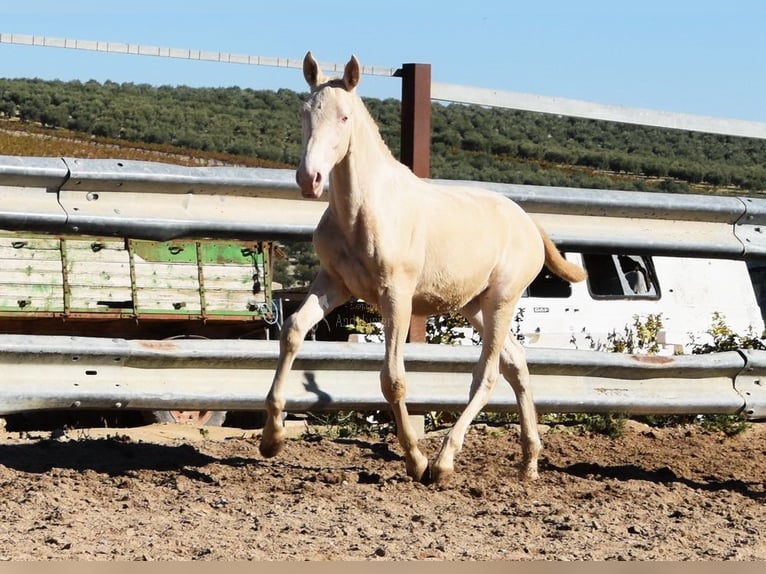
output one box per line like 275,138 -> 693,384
342,273 -> 380,305
412,276 -> 485,316
411,294 -> 463,316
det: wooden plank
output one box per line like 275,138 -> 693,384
202,264 -> 264,297
203,263 -> 262,281
65,238 -> 125,251
133,262 -> 200,290
68,285 -> 134,312
0,271 -> 64,285
0,283 -> 64,312
0,236 -> 61,250
202,262 -> 266,312
65,239 -> 130,273
65,250 -> 131,265
65,238 -> 134,314
0,236 -> 62,266
0,259 -> 63,285
135,288 -> 202,312
66,261 -> 132,287
0,246 -> 62,261
204,290 -> 265,312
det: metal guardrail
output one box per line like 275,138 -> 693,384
0,156 -> 316,241
2,155 -> 766,257
1,155 -> 766,420
0,336 -> 763,419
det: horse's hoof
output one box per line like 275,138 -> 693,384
406,457 -> 430,484
259,436 -> 285,459
416,465 -> 432,485
518,465 -> 539,482
428,464 -> 453,487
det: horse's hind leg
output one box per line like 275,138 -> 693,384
498,334 -> 541,480
430,291 -> 522,485
260,269 -> 349,459
438,297 -> 541,482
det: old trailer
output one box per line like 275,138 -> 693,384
0,230 -> 276,425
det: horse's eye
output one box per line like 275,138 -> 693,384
340,115 -> 349,123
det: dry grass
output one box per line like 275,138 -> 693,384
0,119 -> 290,168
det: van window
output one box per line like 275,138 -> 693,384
523,269 -> 572,298
583,254 -> 659,299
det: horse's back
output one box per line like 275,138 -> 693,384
420,181 -> 542,259
410,181 -> 545,312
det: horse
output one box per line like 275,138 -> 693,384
259,51 -> 587,485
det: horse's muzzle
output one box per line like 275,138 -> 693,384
296,166 -> 324,199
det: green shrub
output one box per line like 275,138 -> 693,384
607,313 -> 663,354
690,311 -> 766,353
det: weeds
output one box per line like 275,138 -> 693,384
607,313 -> 664,355
304,411 -> 393,439
689,311 -> 766,353
541,412 -> 628,438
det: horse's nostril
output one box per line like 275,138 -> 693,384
314,172 -> 322,188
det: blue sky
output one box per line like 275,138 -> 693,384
1,0 -> 765,122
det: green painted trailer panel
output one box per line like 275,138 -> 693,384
0,232 -> 273,321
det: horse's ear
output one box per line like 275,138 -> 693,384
303,51 -> 323,89
343,55 -> 361,91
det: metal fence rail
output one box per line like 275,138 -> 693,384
0,335 -> 763,419
431,82 -> 766,140
0,33 -> 399,78
2,155 -> 766,257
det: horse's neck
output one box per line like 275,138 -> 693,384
328,104 -> 405,232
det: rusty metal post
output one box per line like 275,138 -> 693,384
397,63 -> 432,343
399,63 -> 432,179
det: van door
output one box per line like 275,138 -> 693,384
517,253 -> 584,348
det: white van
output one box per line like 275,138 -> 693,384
510,252 -> 765,354
339,251 -> 763,355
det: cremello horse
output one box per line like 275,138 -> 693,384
260,52 -> 587,485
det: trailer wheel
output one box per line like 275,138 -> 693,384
143,409 -> 228,426
142,335 -> 228,427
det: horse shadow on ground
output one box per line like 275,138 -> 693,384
333,437 -> 403,463
542,459 -> 765,501
0,437 -> 258,476
0,433 -> 402,479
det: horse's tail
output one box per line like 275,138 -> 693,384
536,222 -> 587,283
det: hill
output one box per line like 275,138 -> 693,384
1,77 -> 766,196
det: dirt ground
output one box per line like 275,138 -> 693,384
0,417 -> 764,561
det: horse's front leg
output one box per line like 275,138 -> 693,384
378,291 -> 429,482
260,269 -> 349,458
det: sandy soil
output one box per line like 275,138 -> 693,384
0,418 -> 764,561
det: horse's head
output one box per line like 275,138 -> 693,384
296,51 -> 361,199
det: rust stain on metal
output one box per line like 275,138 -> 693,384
137,340 -> 179,351
594,387 -> 629,395
630,355 -> 674,365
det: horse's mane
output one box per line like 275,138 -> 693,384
315,78 -> 397,163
